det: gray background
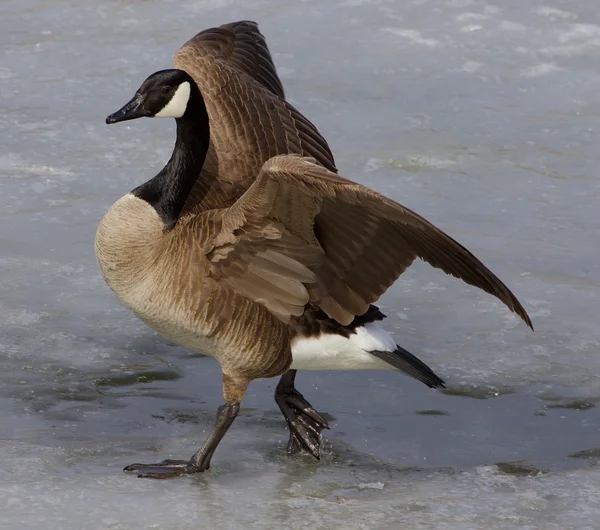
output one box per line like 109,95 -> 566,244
1,0 -> 599,528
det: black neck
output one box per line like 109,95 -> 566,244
132,86 -> 210,230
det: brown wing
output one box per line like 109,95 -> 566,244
173,21 -> 337,186
204,155 -> 533,329
174,20 -> 285,99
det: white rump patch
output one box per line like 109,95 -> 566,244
155,81 -> 191,118
290,321 -> 397,370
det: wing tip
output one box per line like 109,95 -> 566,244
511,297 -> 534,332
523,311 -> 534,332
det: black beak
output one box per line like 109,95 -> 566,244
106,94 -> 149,124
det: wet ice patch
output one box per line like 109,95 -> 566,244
520,63 -> 561,77
276,66 -> 295,78
458,60 -> 482,73
0,308 -> 45,326
365,156 -> 458,173
0,153 -> 24,173
0,67 -> 14,79
535,6 -> 578,21
460,24 -> 483,33
541,23 -> 600,57
421,282 -> 447,293
498,20 -> 527,31
447,0 -> 479,7
455,12 -> 490,22
382,28 -> 439,47
357,481 -> 385,490
0,155 -> 74,181
20,165 -> 74,177
558,23 -> 600,43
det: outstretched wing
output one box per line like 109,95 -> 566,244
203,155 -> 532,329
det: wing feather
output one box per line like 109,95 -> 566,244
173,20 -> 337,190
203,155 -> 532,329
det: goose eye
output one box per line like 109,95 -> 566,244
161,85 -> 172,94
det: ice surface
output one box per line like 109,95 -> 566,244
2,0 -> 600,528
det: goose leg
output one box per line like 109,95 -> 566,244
124,374 -> 247,479
275,369 -> 330,459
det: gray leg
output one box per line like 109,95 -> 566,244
124,403 -> 240,479
275,370 -> 329,459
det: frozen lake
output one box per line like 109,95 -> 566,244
2,0 -> 600,528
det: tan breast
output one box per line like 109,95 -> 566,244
95,194 -> 220,357
95,194 -> 293,378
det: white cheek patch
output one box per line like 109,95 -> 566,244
155,81 -> 191,118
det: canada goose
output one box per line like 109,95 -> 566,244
97,62 -> 532,477
127,21 -> 344,459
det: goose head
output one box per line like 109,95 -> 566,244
106,69 -> 196,124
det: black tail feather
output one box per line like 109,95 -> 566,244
369,345 -> 446,389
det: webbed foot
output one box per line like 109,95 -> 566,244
275,370 -> 330,459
